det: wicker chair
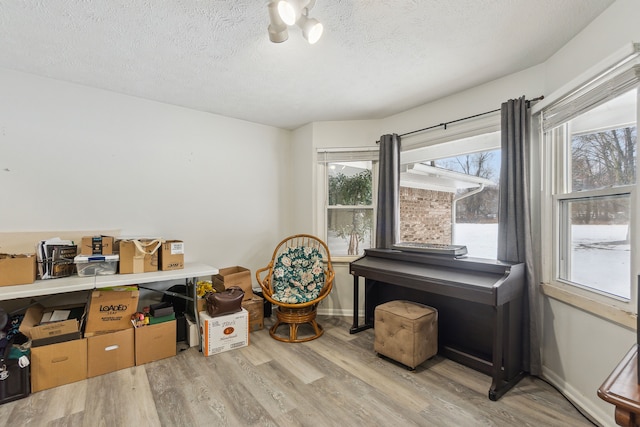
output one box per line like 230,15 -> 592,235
256,234 -> 335,343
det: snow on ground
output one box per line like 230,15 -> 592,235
456,223 -> 630,299
329,223 -> 630,299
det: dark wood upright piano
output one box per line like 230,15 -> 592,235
349,247 -> 526,401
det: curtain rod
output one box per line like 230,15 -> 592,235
397,95 -> 544,138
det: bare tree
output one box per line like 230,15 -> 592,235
572,126 -> 636,224
435,151 -> 499,222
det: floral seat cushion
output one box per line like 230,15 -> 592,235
272,246 -> 325,304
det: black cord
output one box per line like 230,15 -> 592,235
529,374 -> 599,426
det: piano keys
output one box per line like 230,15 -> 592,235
350,248 -> 526,401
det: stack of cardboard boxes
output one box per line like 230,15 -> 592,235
0,237 -> 269,396
22,286 -> 178,393
198,266 -> 266,356
213,266 -> 265,332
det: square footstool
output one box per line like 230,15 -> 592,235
374,300 -> 438,370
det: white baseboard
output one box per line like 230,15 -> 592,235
542,366 -> 611,427
317,308 -> 360,317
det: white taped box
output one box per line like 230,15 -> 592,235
199,308 -> 249,356
185,314 -> 199,348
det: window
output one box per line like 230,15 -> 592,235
400,131 -> 501,259
542,60 -> 639,302
318,150 -> 378,258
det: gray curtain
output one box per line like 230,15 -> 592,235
376,134 -> 401,249
497,96 -> 541,376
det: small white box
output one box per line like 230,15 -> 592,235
74,254 -> 119,276
185,314 -> 199,348
199,308 -> 249,356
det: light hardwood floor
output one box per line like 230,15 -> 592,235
0,316 -> 598,427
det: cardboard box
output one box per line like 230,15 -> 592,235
213,266 -> 253,301
80,236 -> 114,255
242,295 -> 264,332
254,290 -> 272,318
19,303 -> 84,346
87,328 -> 135,378
31,338 -> 87,393
196,297 -> 206,314
84,288 -> 140,336
199,308 -> 249,356
116,239 -> 161,274
159,240 -> 184,271
0,254 -> 36,287
134,320 -> 176,365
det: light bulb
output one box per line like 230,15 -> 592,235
277,1 -> 297,26
306,20 -> 323,44
298,15 -> 323,44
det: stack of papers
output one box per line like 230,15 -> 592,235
40,310 -> 71,323
36,238 -> 77,279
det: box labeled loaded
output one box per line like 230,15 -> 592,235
84,287 -> 140,336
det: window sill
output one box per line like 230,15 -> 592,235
541,282 -> 636,330
331,256 -> 361,265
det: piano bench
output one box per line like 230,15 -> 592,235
374,300 -> 438,370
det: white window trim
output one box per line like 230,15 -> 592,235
317,148 -> 379,263
553,187 -> 634,299
538,43 -> 640,325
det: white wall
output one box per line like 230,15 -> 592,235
290,123 -> 314,233
0,68 -> 292,277
381,64 -> 545,146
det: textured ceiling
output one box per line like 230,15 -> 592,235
0,0 -> 615,129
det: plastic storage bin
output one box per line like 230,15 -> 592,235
74,255 -> 119,276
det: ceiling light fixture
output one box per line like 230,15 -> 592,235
267,0 -> 323,45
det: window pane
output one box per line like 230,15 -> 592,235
328,161 -> 372,206
327,208 -> 373,256
570,90 -> 637,192
326,160 -> 373,256
559,195 -> 630,299
400,147 -> 500,259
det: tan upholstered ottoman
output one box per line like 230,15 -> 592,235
374,300 -> 438,370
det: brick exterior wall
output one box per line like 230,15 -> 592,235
399,186 -> 453,244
